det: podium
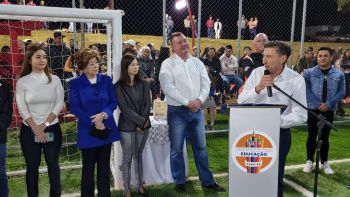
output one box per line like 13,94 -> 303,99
228,104 -> 284,197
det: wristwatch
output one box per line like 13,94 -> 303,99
44,121 -> 50,127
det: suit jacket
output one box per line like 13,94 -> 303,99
0,80 -> 13,144
115,80 -> 151,132
69,74 -> 120,149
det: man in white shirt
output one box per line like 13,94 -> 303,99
214,18 -> 222,39
219,45 -> 243,97
159,32 -> 224,193
238,41 -> 307,197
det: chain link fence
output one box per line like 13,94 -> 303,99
1,0 -> 350,190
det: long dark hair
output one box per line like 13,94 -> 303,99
118,54 -> 141,86
20,43 -> 52,83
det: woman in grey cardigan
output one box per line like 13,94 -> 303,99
115,55 -> 151,197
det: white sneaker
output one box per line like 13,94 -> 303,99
303,160 -> 313,173
320,162 -> 334,175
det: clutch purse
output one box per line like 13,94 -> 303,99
89,126 -> 111,139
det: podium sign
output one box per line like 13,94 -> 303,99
229,105 -> 283,197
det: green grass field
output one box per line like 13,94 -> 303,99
7,120 -> 350,197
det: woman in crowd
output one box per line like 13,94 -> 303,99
115,55 -> 152,197
203,47 -> 225,104
16,44 -> 64,197
69,48 -> 120,197
138,46 -> 157,100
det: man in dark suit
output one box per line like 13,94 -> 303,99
0,79 -> 13,197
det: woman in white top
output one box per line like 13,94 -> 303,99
16,44 -> 64,197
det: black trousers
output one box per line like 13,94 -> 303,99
20,123 -> 62,197
306,109 -> 334,163
278,129 -> 291,197
81,143 -> 112,197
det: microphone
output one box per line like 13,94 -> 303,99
264,70 -> 273,97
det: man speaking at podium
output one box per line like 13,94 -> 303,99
238,41 -> 307,197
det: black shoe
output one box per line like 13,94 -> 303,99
347,184 -> 350,189
138,190 -> 148,197
138,187 -> 148,196
175,184 -> 186,193
204,183 -> 225,192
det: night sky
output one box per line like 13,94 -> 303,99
25,0 -> 350,40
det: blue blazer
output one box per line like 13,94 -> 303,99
69,74 -> 120,149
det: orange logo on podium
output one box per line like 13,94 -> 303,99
231,130 -> 277,174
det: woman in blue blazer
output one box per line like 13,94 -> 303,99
69,48 -> 120,197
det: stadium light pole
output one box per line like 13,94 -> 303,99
175,0 -> 195,49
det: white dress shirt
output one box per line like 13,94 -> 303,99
16,72 -> 64,126
219,54 -> 239,75
238,66 -> 307,128
159,54 -> 210,106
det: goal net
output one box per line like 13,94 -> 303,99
0,4 -> 123,189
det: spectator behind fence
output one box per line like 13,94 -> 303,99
219,45 -> 243,97
237,15 -> 247,39
183,16 -> 191,37
238,41 -> 307,197
159,32 -> 225,193
0,0 -> 11,5
0,79 -> 13,197
240,33 -> 268,78
115,55 -> 151,197
239,46 -> 253,79
206,16 -> 215,38
27,0 -> 36,6
293,48 -> 316,74
138,46 -> 158,100
214,18 -> 222,39
47,32 -> 71,81
16,44 -> 64,197
203,47 -> 225,101
166,16 -> 174,43
303,47 -> 345,175
69,48 -> 120,197
248,17 -> 257,39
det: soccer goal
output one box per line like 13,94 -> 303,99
0,4 -> 123,188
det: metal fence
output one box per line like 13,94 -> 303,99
1,0 -> 350,178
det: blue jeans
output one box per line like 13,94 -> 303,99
0,143 -> 8,197
167,105 -> 215,186
221,75 -> 243,94
278,129 -> 291,197
207,28 -> 214,38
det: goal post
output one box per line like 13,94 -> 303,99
0,4 -> 123,190
0,4 -> 123,77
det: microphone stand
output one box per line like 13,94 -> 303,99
272,84 -> 337,197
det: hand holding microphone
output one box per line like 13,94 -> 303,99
264,70 -> 273,97
255,69 -> 273,96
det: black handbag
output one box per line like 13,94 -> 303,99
89,126 -> 111,139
